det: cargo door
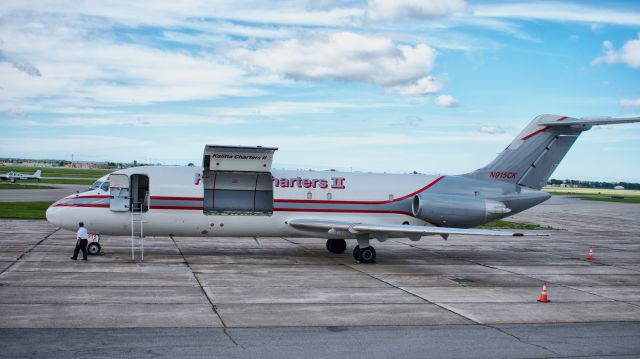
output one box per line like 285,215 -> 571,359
109,173 -> 130,212
202,145 -> 277,215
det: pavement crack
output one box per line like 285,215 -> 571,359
168,235 -> 243,348
483,324 -> 560,356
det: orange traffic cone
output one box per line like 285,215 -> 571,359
587,248 -> 594,261
537,281 -> 551,303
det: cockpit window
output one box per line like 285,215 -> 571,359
89,180 -> 102,190
100,181 -> 110,192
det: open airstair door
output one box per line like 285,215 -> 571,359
109,173 -> 130,212
202,145 -> 278,215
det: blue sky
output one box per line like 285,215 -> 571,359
1,0 -> 639,181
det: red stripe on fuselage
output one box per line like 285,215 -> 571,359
150,196 -> 204,201
274,175 -> 445,205
274,208 -> 415,217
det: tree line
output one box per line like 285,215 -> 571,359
547,179 -> 640,190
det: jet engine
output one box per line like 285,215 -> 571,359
411,193 -> 511,227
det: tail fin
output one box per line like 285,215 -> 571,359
33,170 -> 41,178
464,114 -> 640,190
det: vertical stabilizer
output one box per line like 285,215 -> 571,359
464,114 -> 584,190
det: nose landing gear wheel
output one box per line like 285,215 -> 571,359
87,242 -> 101,255
326,239 -> 347,254
353,245 -> 376,263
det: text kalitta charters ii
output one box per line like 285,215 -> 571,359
273,176 -> 346,189
211,153 -> 268,160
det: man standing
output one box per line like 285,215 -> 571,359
71,222 -> 88,261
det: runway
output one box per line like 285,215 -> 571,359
0,183 -> 87,202
0,196 -> 639,357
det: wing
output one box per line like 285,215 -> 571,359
539,116 -> 640,127
288,219 -> 547,238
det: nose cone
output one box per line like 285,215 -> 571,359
45,201 -> 68,228
45,198 -> 73,229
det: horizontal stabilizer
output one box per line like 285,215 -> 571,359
289,219 -> 548,238
539,117 -> 640,127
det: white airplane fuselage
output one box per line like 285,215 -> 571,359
46,165 -> 550,238
47,166 -> 432,237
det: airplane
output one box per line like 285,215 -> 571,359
0,169 -> 42,183
45,114 -> 640,263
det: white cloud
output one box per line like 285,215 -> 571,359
620,98 -> 640,108
434,94 -> 459,108
366,0 -> 470,22
0,16 -> 258,108
592,34 -> 640,68
475,3 -> 640,26
389,76 -> 442,96
479,126 -> 505,135
229,32 -> 440,96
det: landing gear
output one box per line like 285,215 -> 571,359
353,245 -> 376,264
87,242 -> 101,255
326,239 -> 347,254
88,234 -> 101,255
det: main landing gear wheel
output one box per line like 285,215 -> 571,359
87,242 -> 101,255
353,245 -> 376,264
326,239 -> 347,254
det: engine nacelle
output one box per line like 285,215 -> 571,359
412,193 -> 511,227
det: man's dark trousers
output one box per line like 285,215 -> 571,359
72,239 -> 88,260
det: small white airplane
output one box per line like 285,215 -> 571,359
46,114 -> 640,263
0,169 -> 42,183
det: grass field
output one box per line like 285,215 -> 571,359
0,201 -> 54,219
0,165 -> 112,178
477,219 -> 554,230
543,186 -> 640,203
0,183 -> 55,190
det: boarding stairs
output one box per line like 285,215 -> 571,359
130,199 -> 147,261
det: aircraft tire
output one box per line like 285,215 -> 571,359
353,245 -> 376,263
359,246 -> 376,264
326,239 -> 347,254
87,242 -> 101,256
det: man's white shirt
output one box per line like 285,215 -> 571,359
77,227 -> 88,239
